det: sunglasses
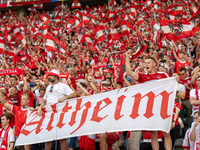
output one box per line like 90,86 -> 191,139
50,86 -> 53,92
179,73 -> 185,76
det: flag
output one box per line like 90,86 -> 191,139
137,17 -> 144,25
109,0 -> 117,7
66,18 -> 82,35
142,0 -> 152,11
130,4 -> 136,16
40,13 -> 50,25
191,14 -> 200,32
119,21 -> 129,37
152,20 -> 160,31
153,1 -> 161,12
46,34 -> 65,53
33,3 -> 43,9
28,7 -> 36,13
0,40 -> 15,56
71,0 -> 81,9
160,20 -> 195,42
136,28 -> 144,45
133,45 -> 146,59
93,26 -> 105,45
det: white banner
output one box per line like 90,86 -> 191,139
16,77 -> 177,146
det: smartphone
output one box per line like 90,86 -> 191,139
161,60 -> 166,63
135,63 -> 139,67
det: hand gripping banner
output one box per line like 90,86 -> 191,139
16,77 -> 177,146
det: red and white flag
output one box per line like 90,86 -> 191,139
109,0 -> 117,7
119,21 -> 129,37
137,17 -> 144,25
133,45 -> 146,59
160,20 -> 195,42
94,26 -> 105,45
28,7 -> 36,13
46,34 -> 65,53
40,13 -> 50,25
33,3 -> 43,9
153,1 -> 161,12
71,0 -> 81,9
130,4 -> 136,16
0,40 -> 15,56
152,20 -> 160,31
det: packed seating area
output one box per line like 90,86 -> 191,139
0,0 -> 200,149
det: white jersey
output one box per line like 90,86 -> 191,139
182,128 -> 193,150
43,82 -> 74,104
0,128 -> 15,149
190,89 -> 200,116
190,122 -> 200,150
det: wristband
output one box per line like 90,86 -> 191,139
176,91 -> 179,94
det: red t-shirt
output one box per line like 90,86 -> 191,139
172,102 -> 182,125
174,61 -> 190,74
12,105 -> 28,136
138,72 -> 168,84
179,77 -> 191,100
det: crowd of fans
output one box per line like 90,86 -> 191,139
0,0 -> 200,149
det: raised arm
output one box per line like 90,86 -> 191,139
191,67 -> 200,86
190,121 -> 199,141
0,92 -> 12,111
125,52 -> 139,81
171,40 -> 180,61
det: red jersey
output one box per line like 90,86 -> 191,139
172,102 -> 182,125
138,72 -> 168,84
12,105 -> 28,136
179,77 -> 191,100
174,61 -> 190,74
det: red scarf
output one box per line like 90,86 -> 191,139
0,126 -> 10,150
195,87 -> 199,100
194,88 -> 199,110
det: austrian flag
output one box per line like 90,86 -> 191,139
46,34 -> 65,53
160,20 -> 195,42
152,20 -> 160,31
40,13 -> 50,25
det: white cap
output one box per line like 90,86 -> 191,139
47,69 -> 60,78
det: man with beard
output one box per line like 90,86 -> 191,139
37,69 -> 76,150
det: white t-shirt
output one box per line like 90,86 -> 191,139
190,122 -> 200,150
0,128 -> 15,149
190,89 -> 200,116
43,82 -> 74,104
182,128 -> 193,150
177,83 -> 186,103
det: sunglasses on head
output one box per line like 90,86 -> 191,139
50,86 -> 53,92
